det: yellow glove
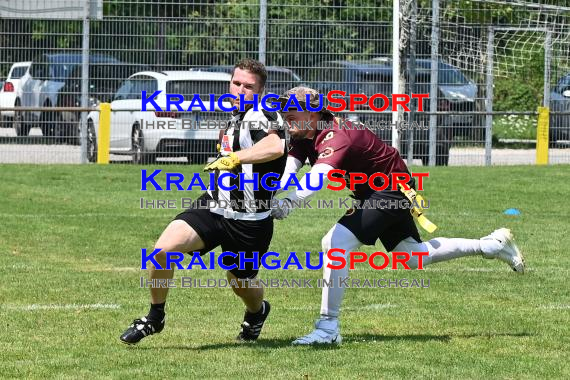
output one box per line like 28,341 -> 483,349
203,152 -> 241,171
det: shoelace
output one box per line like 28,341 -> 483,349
240,320 -> 264,339
131,318 -> 157,336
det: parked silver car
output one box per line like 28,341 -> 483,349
19,53 -> 139,140
550,73 -> 570,145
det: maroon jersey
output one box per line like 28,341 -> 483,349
288,118 -> 410,198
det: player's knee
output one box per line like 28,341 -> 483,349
154,220 -> 197,254
406,255 -> 421,270
321,230 -> 334,252
230,284 -> 245,297
322,224 -> 361,253
227,272 -> 243,293
393,237 -> 431,269
150,246 -> 168,267
322,225 -> 345,252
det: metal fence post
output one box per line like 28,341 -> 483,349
259,0 -> 267,65
485,27 -> 494,166
428,0 -> 439,166
392,0 -> 401,151
544,30 -> 552,108
80,0 -> 91,164
407,0 -> 417,167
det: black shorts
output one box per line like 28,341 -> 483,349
338,186 -> 421,252
174,193 -> 273,279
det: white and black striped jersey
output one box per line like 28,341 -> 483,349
207,107 -> 287,220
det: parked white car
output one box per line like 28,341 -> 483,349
86,71 -> 232,164
0,61 -> 31,131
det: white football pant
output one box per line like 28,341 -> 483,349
320,224 -> 498,318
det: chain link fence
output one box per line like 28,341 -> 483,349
0,0 -> 569,165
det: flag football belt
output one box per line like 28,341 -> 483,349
398,184 -> 438,233
210,207 -> 271,221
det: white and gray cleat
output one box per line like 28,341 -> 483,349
481,228 -> 525,274
292,318 -> 342,345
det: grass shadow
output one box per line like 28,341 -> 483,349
131,337 -> 301,351
456,332 -> 533,339
345,333 -> 452,343
129,331 -> 533,351
130,334 -> 449,351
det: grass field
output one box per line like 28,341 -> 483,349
0,164 -> 569,379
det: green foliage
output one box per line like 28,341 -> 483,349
494,50 -> 545,112
494,77 -> 543,112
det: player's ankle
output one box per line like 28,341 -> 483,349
147,302 -> 166,321
248,301 -> 265,315
479,238 -> 501,256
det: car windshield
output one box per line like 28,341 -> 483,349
438,67 -> 469,85
47,56 -> 118,80
49,62 -> 78,80
412,67 -> 469,86
166,80 -> 229,101
62,64 -> 143,102
130,78 -> 158,99
556,75 -> 570,93
356,72 -> 391,95
114,77 -> 158,100
10,66 -> 28,79
92,65 -> 142,101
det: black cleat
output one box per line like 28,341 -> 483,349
120,316 -> 165,345
237,300 -> 271,342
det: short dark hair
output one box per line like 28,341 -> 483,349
232,58 -> 267,89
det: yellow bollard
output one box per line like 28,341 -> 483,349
97,103 -> 111,164
536,106 -> 549,165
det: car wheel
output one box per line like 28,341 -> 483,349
549,114 -> 557,147
132,125 -> 155,164
86,119 -> 98,163
39,108 -> 60,138
61,122 -> 79,145
417,130 -> 452,166
13,99 -> 31,136
53,114 -> 66,143
64,112 -> 81,145
435,142 -> 451,166
435,128 -> 452,166
549,111 -> 570,147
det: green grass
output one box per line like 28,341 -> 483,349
0,164 -> 569,379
